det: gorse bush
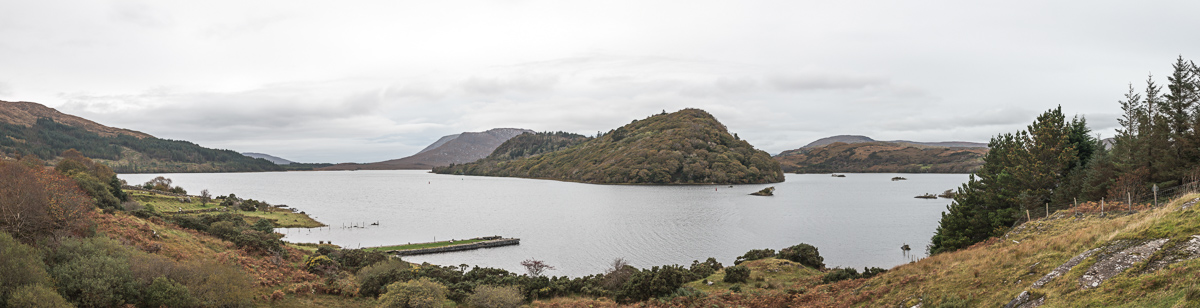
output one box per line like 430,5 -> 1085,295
723,265 -> 751,283
617,265 -> 701,303
734,248 -> 776,265
821,267 -> 888,283
688,257 -> 724,278
779,243 -> 824,269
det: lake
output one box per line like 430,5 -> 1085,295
119,171 -> 967,277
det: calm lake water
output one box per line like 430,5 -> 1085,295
119,171 -> 967,277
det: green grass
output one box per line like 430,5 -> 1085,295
128,190 -> 325,228
363,239 -> 489,252
686,258 -> 824,294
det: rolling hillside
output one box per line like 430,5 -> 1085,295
0,100 -> 281,173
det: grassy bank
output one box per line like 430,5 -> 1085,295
128,190 -> 324,228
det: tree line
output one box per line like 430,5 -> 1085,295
931,56 -> 1200,254
0,118 -> 282,173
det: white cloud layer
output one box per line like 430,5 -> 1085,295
2,0 -> 1198,162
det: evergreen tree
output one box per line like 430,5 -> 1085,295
930,107 -> 1079,254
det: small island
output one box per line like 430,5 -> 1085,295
434,109 -> 784,184
750,186 -> 776,196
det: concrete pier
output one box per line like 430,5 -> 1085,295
382,237 -> 520,256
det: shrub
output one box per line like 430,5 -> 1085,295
377,277 -> 448,308
305,255 -> 340,274
7,284 -> 72,308
252,219 -> 275,233
144,277 -> 197,308
688,257 -> 723,278
467,285 -> 524,308
0,232 -> 51,299
779,243 -> 824,269
734,248 -> 776,265
50,254 -> 140,307
723,265 -> 750,283
616,265 -> 699,303
177,260 -> 255,307
860,267 -> 887,279
357,259 -> 414,297
822,267 -> 860,283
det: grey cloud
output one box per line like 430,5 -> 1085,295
201,14 -> 289,39
109,1 -> 170,28
874,107 -> 1034,132
460,75 -> 560,95
768,74 -> 889,91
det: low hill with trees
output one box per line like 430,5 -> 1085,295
0,100 -> 280,173
773,141 -> 986,173
434,109 -> 784,184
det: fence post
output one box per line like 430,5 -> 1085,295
1101,198 -> 1105,214
1046,203 -> 1049,217
1128,192 -> 1132,212
1074,198 -> 1077,215
1027,209 -> 1031,221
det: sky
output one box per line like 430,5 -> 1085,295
1,1 -> 1198,163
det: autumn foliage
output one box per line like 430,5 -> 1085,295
0,160 -> 92,242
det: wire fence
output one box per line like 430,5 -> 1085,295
1012,180 -> 1200,226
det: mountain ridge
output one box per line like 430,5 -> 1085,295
241,152 -> 296,165
799,134 -> 987,150
0,100 -> 281,173
318,128 -> 533,170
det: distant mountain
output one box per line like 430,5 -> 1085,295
801,135 -> 877,148
242,152 -> 295,165
434,109 -> 784,184
319,128 -> 533,170
0,100 -> 282,173
416,134 -> 462,155
799,135 -> 988,149
775,141 -> 986,173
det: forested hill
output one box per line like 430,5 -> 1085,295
0,100 -> 281,173
433,109 -> 784,184
774,141 -> 987,173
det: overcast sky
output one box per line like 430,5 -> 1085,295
2,1 -> 1198,163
